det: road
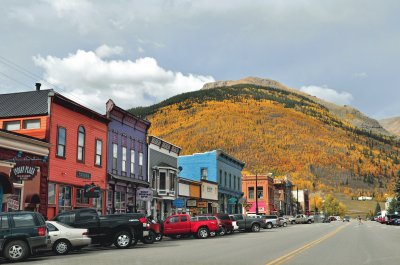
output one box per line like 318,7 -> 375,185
7,220 -> 400,265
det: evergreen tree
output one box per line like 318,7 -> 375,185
374,202 -> 381,216
387,198 -> 398,214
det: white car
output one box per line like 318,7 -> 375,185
46,221 -> 91,255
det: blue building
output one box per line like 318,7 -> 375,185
178,150 -> 245,214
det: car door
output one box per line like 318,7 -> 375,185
46,222 -> 61,246
164,216 -> 180,235
179,216 -> 191,234
0,214 -> 11,249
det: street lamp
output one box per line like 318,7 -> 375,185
255,173 -> 259,215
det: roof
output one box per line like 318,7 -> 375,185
0,89 -> 53,118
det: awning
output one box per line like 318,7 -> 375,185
108,173 -> 149,186
247,201 -> 267,213
153,162 -> 177,170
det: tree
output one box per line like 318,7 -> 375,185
387,198 -> 398,214
323,194 -> 347,216
394,172 -> 400,197
374,202 -> 381,216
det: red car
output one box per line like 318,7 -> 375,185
163,214 -> 220,239
204,213 -> 234,236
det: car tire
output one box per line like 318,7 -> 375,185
283,222 -> 287,227
155,233 -> 163,241
53,239 -> 71,255
307,220 -> 312,224
266,223 -> 273,229
291,220 -> 296,225
197,227 -> 209,239
114,230 -> 132,249
251,223 -> 261,232
218,227 -> 226,236
142,230 -> 156,244
226,229 -> 233,235
4,240 -> 29,262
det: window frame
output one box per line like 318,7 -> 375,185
121,146 -> 127,176
77,126 -> 85,163
112,143 -> 118,173
95,139 -> 102,167
248,187 -> 255,199
3,120 -> 21,131
56,126 -> 66,159
138,152 -> 143,177
48,183 -> 56,205
23,119 -> 41,129
130,149 -> 135,177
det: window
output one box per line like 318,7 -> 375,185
115,191 -> 126,213
159,172 -> 166,190
76,188 -> 89,204
224,172 -> 227,187
57,127 -> 66,158
248,187 -> 255,199
130,150 -> 135,176
13,214 -> 35,228
201,168 -> 208,180
112,144 -> 118,171
122,147 -> 127,175
23,119 -> 40,129
234,176 -> 236,191
3,120 -> 20,131
257,187 -> 264,199
0,215 -> 9,229
169,216 -> 179,223
170,172 -> 175,191
139,152 -> 143,176
219,170 -> 222,184
181,216 -> 188,222
48,183 -> 56,204
58,185 -> 72,213
57,212 -> 75,225
95,140 -> 102,166
46,223 -> 58,232
229,174 -> 232,188
77,126 -> 85,161
151,171 -> 156,189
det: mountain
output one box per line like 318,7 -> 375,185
380,117 -> 400,136
129,77 -> 400,200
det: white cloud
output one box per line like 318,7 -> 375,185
95,45 -> 123,58
32,46 -> 215,112
300,85 -> 353,105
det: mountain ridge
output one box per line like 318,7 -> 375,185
380,116 -> 400,136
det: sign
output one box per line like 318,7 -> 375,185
136,188 -> 153,201
8,199 -> 19,210
77,171 -> 91,179
228,197 -> 238,204
211,202 -> 219,208
11,165 -> 37,181
84,184 -> 101,198
172,198 -> 185,208
186,199 -> 197,207
197,201 -> 208,208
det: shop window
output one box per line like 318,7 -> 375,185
57,127 -> 66,158
130,150 -> 135,177
23,119 -> 40,129
77,126 -> 85,162
115,191 -> 126,213
95,139 -> 102,166
92,192 -> 103,215
8,188 -> 21,212
3,120 -> 20,131
248,187 -> 254,199
59,185 -> 72,213
122,147 -> 127,175
76,188 -> 89,204
48,183 -> 56,204
112,143 -> 118,172
257,187 -> 264,199
139,152 -> 143,177
159,172 -> 166,190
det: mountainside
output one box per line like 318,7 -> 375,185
129,78 -> 400,199
380,117 -> 400,136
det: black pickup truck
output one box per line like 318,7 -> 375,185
234,214 -> 266,232
52,208 -> 149,249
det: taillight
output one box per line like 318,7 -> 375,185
82,231 -> 88,236
38,227 -> 46,236
139,217 -> 147,223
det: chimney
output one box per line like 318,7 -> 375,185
35,83 -> 41,91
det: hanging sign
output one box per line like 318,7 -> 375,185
8,199 -> 20,210
172,198 -> 185,208
136,188 -> 153,201
84,184 -> 101,198
11,164 -> 37,181
197,202 -> 208,208
186,199 -> 197,207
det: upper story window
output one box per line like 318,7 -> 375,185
201,168 -> 208,180
229,173 -> 232,188
248,187 -> 254,199
112,143 -> 118,172
57,126 -> 66,158
139,152 -> 143,177
219,170 -> 222,185
130,150 -> 135,176
77,126 -> 85,162
234,176 -> 236,190
122,146 -> 127,175
4,120 -> 20,131
23,119 -> 40,129
257,187 -> 264,199
95,139 -> 102,166
224,172 -> 227,187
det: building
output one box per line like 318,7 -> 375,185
105,100 -> 151,214
273,177 -> 294,215
148,136 -> 181,220
292,189 -> 310,214
0,86 -> 109,219
178,150 -> 245,214
242,174 -> 275,214
0,129 -> 50,214
177,177 -> 201,215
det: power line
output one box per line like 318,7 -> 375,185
0,70 -> 33,91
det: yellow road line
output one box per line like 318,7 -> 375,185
265,224 -> 349,265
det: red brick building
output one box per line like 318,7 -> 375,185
242,174 -> 275,214
0,86 -> 109,218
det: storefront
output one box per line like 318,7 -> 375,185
177,177 -> 201,216
200,180 -> 218,214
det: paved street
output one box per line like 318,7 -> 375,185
5,221 -> 400,265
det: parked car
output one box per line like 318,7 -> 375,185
235,214 -> 266,232
52,208 -> 149,249
163,214 -> 220,239
343,216 -> 350,222
204,213 -> 234,235
295,214 -> 314,224
322,217 -> 331,223
283,215 -> 296,225
385,214 -> 400,225
260,215 -> 278,229
276,217 -> 288,227
229,215 -> 240,232
0,211 -> 48,262
45,221 -> 91,255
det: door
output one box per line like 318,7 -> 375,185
46,222 -> 61,245
179,215 -> 191,234
163,216 -> 180,235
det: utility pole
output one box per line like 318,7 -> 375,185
255,173 -> 259,215
297,186 -> 299,214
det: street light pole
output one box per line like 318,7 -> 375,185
296,186 -> 299,214
255,173 -> 259,215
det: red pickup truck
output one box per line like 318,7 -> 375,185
163,214 -> 220,239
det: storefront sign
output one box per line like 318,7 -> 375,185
228,197 -> 238,204
172,198 -> 185,208
197,201 -> 208,208
186,199 -> 197,207
84,184 -> 101,198
11,164 -> 37,181
7,199 -> 19,210
77,171 -> 91,179
136,188 -> 153,201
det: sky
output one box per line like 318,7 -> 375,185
0,0 -> 399,119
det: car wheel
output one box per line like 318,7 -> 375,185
307,220 -> 312,224
209,231 -> 216,237
142,230 -> 155,244
251,223 -> 261,232
226,229 -> 232,235
155,233 -> 163,241
283,222 -> 287,227
4,240 -> 29,262
266,223 -> 273,229
219,227 -> 226,236
53,239 -> 71,255
114,230 -> 132,249
291,220 -> 296,225
197,227 -> 209,239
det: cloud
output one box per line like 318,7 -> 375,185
300,85 -> 353,105
32,46 -> 215,112
353,72 -> 368,78
95,45 -> 123,58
